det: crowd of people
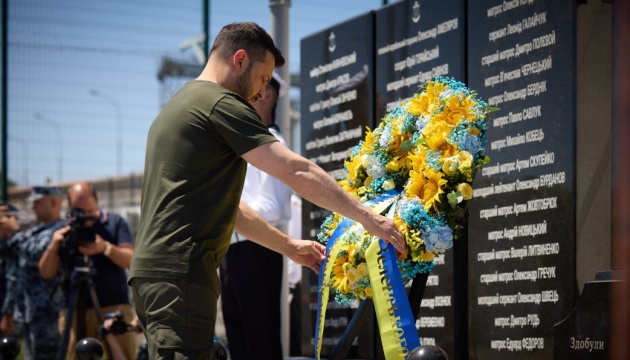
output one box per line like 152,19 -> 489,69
0,184 -> 138,359
0,21 -> 405,360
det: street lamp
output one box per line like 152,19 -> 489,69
89,89 -> 123,175
33,112 -> 63,183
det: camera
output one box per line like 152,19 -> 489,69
66,207 -> 97,245
101,311 -> 132,336
98,311 -> 139,340
58,207 -> 98,272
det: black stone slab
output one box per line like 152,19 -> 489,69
374,1 -> 465,358
467,1 -> 577,359
299,11 -> 376,358
553,271 -> 620,360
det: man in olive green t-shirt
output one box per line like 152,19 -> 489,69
129,22 -> 406,359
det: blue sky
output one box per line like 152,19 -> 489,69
6,0 -> 389,187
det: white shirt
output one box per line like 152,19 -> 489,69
232,127 -> 294,244
287,194 -> 303,288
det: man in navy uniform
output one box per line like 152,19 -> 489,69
0,186 -> 66,360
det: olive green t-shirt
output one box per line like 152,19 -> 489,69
129,80 -> 277,295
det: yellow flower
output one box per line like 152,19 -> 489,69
337,277 -> 349,293
419,251 -> 436,262
330,266 -> 345,288
339,179 -> 355,194
457,151 -> 474,181
442,156 -> 458,176
435,95 -> 475,126
342,261 -> 352,274
385,158 -> 401,172
419,169 -> 448,211
387,156 -> 413,177
405,169 -> 426,201
407,93 -> 430,116
361,127 -> 377,153
345,156 -> 364,182
469,127 -> 480,136
364,287 -> 373,298
382,179 -> 395,191
408,150 -> 427,172
349,242 -> 362,261
357,263 -> 368,277
406,167 -> 447,212
422,121 -> 450,151
457,183 -> 473,200
346,267 -> 359,284
457,151 -> 473,164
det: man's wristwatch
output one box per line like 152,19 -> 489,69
104,242 -> 113,257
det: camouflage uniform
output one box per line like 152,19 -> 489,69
2,219 -> 65,360
0,235 -> 10,309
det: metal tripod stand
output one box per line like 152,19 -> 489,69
57,255 -> 109,360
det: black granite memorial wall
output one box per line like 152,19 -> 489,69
374,1 -> 465,358
299,12 -> 376,358
298,0 -> 582,358
467,1 -> 577,359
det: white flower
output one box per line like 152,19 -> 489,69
365,158 -> 385,179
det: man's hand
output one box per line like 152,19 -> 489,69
78,234 -> 107,256
0,205 -> 19,236
242,142 -> 406,253
361,213 -> 406,253
40,225 -> 71,279
50,226 -> 71,252
286,239 -> 326,274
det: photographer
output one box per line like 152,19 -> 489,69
1,186 -> 66,360
39,182 -> 135,360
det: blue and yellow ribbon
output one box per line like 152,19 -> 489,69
315,190 -> 420,359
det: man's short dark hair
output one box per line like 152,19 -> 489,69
210,22 -> 285,67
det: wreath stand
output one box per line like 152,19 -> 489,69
327,273 -> 430,360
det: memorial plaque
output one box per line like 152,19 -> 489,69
467,1 -> 577,359
374,1 -> 465,358
299,12 -> 376,358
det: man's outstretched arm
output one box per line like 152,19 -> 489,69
241,141 -> 405,253
234,200 -> 325,273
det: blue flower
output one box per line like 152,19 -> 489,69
379,125 -> 394,148
421,225 -> 454,253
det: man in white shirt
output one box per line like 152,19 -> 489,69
220,73 -> 294,360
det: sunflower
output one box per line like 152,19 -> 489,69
343,155 -> 365,188
422,121 -> 451,151
361,127 -> 377,153
433,94 -> 476,126
406,168 -> 448,212
407,92 -> 430,116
